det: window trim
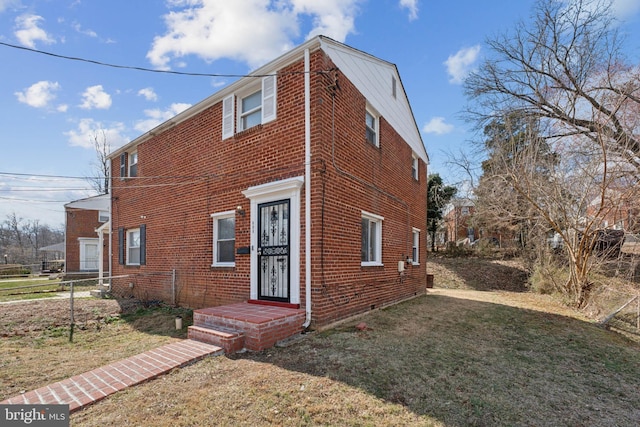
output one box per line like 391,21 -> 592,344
412,228 -> 420,265
126,228 -> 141,266
361,210 -> 383,267
211,210 -> 236,267
365,107 -> 379,147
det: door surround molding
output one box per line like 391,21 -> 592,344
242,176 -> 304,304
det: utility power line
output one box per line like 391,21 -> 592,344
0,41 -> 329,77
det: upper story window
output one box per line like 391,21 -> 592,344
361,211 -> 383,266
98,210 -> 109,223
119,151 -> 138,179
128,151 -> 138,177
365,107 -> 379,147
240,90 -> 262,131
412,154 -> 419,180
222,75 -> 277,139
211,211 -> 235,267
461,206 -> 470,216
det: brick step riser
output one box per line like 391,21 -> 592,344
188,326 -> 245,354
193,313 -> 244,331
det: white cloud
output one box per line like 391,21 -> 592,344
138,87 -> 158,102
610,0 -> 640,20
399,0 -> 418,21
134,103 -> 192,133
422,117 -> 454,135
15,80 -> 60,108
80,85 -> 112,110
291,0 -> 360,41
444,45 -> 481,84
147,0 -> 361,70
72,22 -> 98,38
65,118 -> 129,149
0,0 -> 20,13
14,14 -> 55,48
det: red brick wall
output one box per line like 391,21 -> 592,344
65,208 -> 108,274
110,48 -> 427,327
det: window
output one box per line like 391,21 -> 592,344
412,154 -> 419,180
120,226 -> 145,266
127,228 -> 141,265
98,210 -> 109,223
222,75 -> 276,139
212,211 -> 235,267
391,76 -> 397,99
128,151 -> 138,177
461,206 -> 470,216
361,211 -> 383,266
365,108 -> 379,147
240,90 -> 262,131
412,228 -> 420,264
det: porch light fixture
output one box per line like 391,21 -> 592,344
236,206 -> 245,216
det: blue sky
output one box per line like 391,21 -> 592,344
1,0 -> 639,226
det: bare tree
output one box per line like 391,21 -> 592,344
475,112 -> 638,306
465,0 -> 640,307
1,213 -> 64,266
88,129 -> 111,194
465,0 -> 640,175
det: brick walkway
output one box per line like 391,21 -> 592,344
1,339 -> 223,413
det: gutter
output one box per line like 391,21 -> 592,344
303,48 -> 312,328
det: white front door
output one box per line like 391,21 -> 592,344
79,238 -> 99,271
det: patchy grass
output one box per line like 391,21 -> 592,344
0,298 -> 192,400
3,261 -> 640,426
0,277 -> 63,301
71,291 -> 640,426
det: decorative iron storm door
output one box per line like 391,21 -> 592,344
257,199 -> 290,302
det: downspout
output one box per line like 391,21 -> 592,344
108,171 -> 113,292
303,48 -> 312,328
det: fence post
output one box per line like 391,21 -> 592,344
69,281 -> 75,343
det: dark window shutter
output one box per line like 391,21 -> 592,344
118,227 -> 124,265
120,153 -> 126,178
140,224 -> 146,265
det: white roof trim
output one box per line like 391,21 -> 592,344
65,194 -> 110,211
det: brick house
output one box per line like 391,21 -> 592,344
108,36 -> 428,346
443,198 -> 476,245
64,194 -> 110,279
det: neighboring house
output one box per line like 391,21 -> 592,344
586,189 -> 640,232
443,198 -> 476,244
64,194 -> 110,279
108,36 -> 428,330
39,242 -> 65,273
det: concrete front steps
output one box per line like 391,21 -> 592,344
188,300 -> 306,353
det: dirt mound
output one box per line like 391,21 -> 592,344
428,256 -> 529,292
